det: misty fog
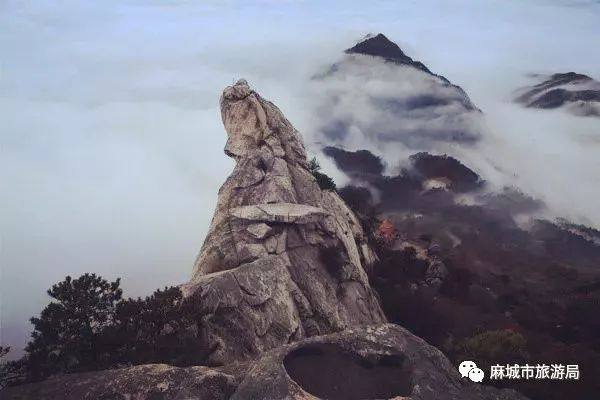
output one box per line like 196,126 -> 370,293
1,0 -> 599,357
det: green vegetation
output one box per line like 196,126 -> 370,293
308,157 -> 336,191
25,274 -> 123,378
1,274 -> 206,385
452,329 -> 528,366
1,346 -> 14,389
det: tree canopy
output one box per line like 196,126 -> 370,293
308,157 -> 336,191
3,274 -> 207,383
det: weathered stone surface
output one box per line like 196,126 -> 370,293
2,324 -> 529,400
246,222 -> 272,239
1,364 -> 241,400
186,79 -> 385,365
231,323 -> 528,400
229,203 -> 329,225
182,255 -> 302,366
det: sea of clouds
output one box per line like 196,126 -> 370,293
1,0 -> 599,356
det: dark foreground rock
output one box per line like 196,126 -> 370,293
2,324 -> 528,400
0,364 -> 242,400
233,324 -> 528,400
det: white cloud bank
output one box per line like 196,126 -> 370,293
1,0 -> 599,356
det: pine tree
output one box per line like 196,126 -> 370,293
308,157 -> 336,191
24,274 -> 122,379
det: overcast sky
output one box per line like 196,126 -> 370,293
1,0 -> 599,356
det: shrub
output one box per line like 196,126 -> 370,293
452,329 -> 528,367
111,286 -> 206,366
14,274 -> 207,383
308,157 -> 336,191
24,274 -> 123,379
1,346 -> 12,388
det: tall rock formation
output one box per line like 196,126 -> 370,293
2,79 -> 529,400
182,79 -> 385,365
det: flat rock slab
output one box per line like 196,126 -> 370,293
230,203 -> 329,224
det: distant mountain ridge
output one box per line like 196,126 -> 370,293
317,35 -> 600,400
345,33 -> 478,111
516,72 -> 600,117
313,33 -> 482,148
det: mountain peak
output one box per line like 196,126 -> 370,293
344,33 -> 432,75
345,33 -> 411,62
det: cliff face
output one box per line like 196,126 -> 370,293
183,79 -> 385,365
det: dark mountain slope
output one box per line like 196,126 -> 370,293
516,72 -> 600,117
318,35 -> 600,400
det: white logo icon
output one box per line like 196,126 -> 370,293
459,360 -> 485,382
468,367 -> 485,382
